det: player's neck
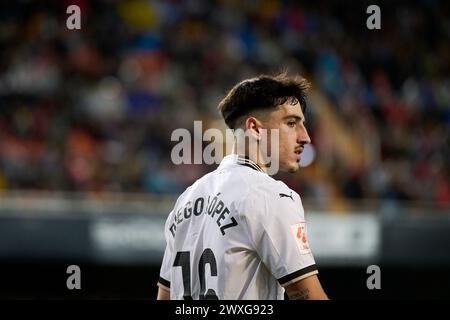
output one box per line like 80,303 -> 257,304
231,145 -> 268,173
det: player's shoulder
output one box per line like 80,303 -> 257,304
226,167 -> 278,201
248,173 -> 301,202
239,173 -> 303,219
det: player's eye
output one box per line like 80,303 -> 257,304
287,121 -> 296,127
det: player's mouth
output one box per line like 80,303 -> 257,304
294,147 -> 303,161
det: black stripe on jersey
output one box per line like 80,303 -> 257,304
277,264 -> 318,286
236,156 -> 264,172
158,276 -> 170,289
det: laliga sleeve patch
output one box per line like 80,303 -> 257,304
290,222 -> 311,255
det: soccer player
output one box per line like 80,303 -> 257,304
157,73 -> 328,300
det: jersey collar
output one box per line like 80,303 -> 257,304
219,154 -> 265,173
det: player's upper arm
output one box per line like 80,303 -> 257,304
284,274 -> 329,300
156,209 -> 175,298
157,286 -> 170,300
240,183 -> 317,282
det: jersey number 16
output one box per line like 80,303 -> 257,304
173,248 -> 219,300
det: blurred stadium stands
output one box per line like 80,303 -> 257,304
0,0 -> 449,299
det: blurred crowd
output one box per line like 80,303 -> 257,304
0,0 -> 449,210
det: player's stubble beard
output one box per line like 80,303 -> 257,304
281,157 -> 300,173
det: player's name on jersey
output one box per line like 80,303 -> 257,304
169,193 -> 238,237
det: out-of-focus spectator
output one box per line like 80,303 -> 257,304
0,0 -> 448,211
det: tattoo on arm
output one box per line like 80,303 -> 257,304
289,288 -> 310,300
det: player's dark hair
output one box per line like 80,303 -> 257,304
218,73 -> 311,129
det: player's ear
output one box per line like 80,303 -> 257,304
245,116 -> 263,140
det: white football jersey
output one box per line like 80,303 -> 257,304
157,154 -> 318,300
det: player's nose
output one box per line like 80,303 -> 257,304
298,124 -> 311,145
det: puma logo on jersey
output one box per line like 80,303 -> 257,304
279,191 -> 294,201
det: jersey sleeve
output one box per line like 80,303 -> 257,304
157,210 -> 175,291
239,184 -> 318,287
